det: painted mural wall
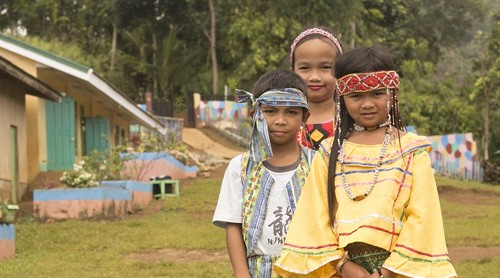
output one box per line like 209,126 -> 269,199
194,98 -> 249,130
428,133 -> 482,181
193,94 -> 251,146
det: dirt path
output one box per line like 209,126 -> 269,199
182,127 -> 243,160
126,248 -> 228,263
448,246 -> 500,263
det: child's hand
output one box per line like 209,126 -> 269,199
339,261 -> 371,278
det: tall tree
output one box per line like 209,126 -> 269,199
208,0 -> 218,95
109,0 -> 119,72
221,0 -> 356,88
1,0 -> 497,157
472,13 -> 500,160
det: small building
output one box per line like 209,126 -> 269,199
0,34 -> 166,202
0,56 -> 61,203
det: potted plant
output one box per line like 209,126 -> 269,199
0,198 -> 19,224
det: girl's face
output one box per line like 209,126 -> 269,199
260,105 -> 308,146
343,90 -> 391,129
293,38 -> 338,104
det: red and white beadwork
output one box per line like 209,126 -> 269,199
336,70 -> 400,96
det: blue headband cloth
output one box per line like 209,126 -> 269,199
236,88 -> 308,162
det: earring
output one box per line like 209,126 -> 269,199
298,125 -> 312,148
386,88 -> 392,125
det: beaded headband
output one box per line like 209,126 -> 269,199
335,70 -> 400,96
289,28 -> 343,65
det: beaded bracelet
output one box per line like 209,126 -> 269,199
377,268 -> 384,278
336,251 -> 350,274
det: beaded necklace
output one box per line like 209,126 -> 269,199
352,118 -> 390,132
339,127 -> 391,201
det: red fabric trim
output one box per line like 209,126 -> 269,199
395,244 -> 449,257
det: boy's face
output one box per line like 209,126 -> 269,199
257,105 -> 309,146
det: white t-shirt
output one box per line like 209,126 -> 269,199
212,154 -> 297,257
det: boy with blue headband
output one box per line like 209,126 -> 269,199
213,70 -> 315,277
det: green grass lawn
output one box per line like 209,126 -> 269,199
436,178 -> 500,277
0,178 -> 232,277
0,176 -> 499,277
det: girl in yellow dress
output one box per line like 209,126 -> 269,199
274,46 -> 457,278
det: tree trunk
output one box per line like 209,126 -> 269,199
110,22 -> 117,71
482,85 -> 490,161
209,0 -> 219,95
350,21 -> 356,49
152,31 -> 159,100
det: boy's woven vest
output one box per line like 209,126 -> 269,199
240,147 -> 314,257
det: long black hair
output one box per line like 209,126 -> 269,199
327,46 -> 406,226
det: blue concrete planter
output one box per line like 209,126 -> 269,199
34,187 -> 131,201
122,152 -> 198,179
100,180 -> 152,193
0,223 -> 14,240
101,181 -> 153,210
122,152 -> 199,174
33,187 -> 132,221
0,223 -> 15,260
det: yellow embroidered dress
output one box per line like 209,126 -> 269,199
274,132 -> 457,277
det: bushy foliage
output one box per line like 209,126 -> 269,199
84,148 -> 127,182
2,0 -> 498,181
60,160 -> 99,188
60,147 -> 128,188
482,160 -> 500,185
19,36 -> 108,73
134,132 -> 165,153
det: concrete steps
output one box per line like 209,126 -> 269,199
17,171 -> 64,218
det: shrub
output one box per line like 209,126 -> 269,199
482,160 -> 500,185
60,147 -> 128,188
60,160 -> 99,188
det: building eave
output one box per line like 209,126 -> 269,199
0,34 -> 165,134
0,55 -> 61,102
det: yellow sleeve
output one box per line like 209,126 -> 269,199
383,150 -> 457,277
274,146 -> 343,277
